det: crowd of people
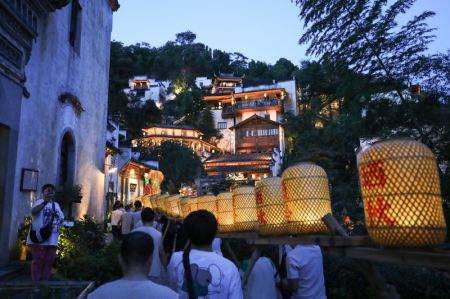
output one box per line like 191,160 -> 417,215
28,187 -> 327,299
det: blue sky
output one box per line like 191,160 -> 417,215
111,0 -> 450,66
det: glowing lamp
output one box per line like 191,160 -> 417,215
216,192 -> 234,233
197,195 -> 218,219
357,139 -> 447,247
255,177 -> 287,235
180,196 -> 198,219
232,186 -> 258,232
281,163 -> 332,234
167,195 -> 181,218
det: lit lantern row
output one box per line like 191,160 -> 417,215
129,139 -> 446,247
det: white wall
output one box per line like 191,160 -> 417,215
9,0 -> 113,250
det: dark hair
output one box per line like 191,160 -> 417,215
41,184 -> 55,192
134,200 -> 142,209
125,204 -> 132,211
141,207 -> 155,223
183,210 -> 217,246
182,210 -> 218,299
121,232 -> 154,266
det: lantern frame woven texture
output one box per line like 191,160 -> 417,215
167,195 -> 181,218
156,194 -> 170,215
141,195 -> 153,208
282,162 -> 332,234
357,139 -> 447,247
197,195 -> 218,219
217,192 -> 235,233
180,196 -> 198,219
255,177 -> 288,236
150,195 -> 159,212
232,186 -> 258,232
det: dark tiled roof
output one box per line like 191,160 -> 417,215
144,124 -> 198,131
243,80 -> 276,88
217,73 -> 242,79
205,164 -> 270,173
229,114 -> 282,130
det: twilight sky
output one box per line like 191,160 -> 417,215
111,0 -> 450,66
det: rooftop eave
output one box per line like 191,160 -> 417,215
109,0 -> 120,11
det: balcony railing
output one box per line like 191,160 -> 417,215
234,98 -> 282,110
221,108 -> 235,118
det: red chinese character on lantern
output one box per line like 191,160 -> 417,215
360,160 -> 386,189
285,207 -> 293,220
282,182 -> 289,202
257,209 -> 267,224
367,197 -> 396,226
256,191 -> 263,205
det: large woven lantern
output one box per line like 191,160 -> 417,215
217,192 -> 235,233
232,186 -> 258,232
282,163 -> 332,234
167,195 -> 181,218
180,196 -> 198,219
157,194 -> 170,215
357,139 -> 447,247
141,195 -> 153,208
255,177 -> 287,235
150,195 -> 159,212
197,195 -> 218,218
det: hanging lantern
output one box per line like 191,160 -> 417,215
180,196 -> 198,219
217,192 -> 235,233
282,162 -> 332,234
197,195 -> 218,218
150,195 -> 159,212
167,195 -> 181,218
357,139 -> 447,247
232,186 -> 258,232
255,177 -> 287,235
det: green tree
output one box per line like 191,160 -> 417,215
196,108 -> 220,142
175,30 -> 197,45
139,141 -> 203,194
272,58 -> 297,81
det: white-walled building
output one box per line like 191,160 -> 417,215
123,76 -> 170,108
0,0 -> 119,265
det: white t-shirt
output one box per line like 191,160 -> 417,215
240,257 -> 279,299
286,245 -> 327,299
26,199 -> 64,246
121,212 -> 134,234
132,226 -> 164,279
87,279 -> 177,299
132,210 -> 142,229
212,238 -> 223,256
168,249 -> 243,299
111,209 -> 123,226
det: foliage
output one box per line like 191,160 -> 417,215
196,109 -> 220,142
139,141 -> 203,194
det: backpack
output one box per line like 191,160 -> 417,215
29,201 -> 56,243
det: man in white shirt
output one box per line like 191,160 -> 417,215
121,204 -> 134,238
27,184 -> 64,281
168,210 -> 243,299
110,201 -> 123,240
240,256 -> 280,299
88,232 -> 177,299
132,200 -> 143,229
132,207 -> 166,284
286,245 -> 327,299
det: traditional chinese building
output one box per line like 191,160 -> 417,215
0,0 -> 119,265
122,76 -> 170,108
200,75 -> 297,183
133,124 -> 220,162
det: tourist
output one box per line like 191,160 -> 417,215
111,201 -> 123,240
168,210 -> 243,298
132,200 -> 143,228
285,245 -> 327,299
27,184 -> 64,281
87,232 -> 177,299
121,204 -> 134,238
132,208 -> 167,284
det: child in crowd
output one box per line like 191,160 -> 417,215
87,232 -> 176,299
168,210 -> 243,299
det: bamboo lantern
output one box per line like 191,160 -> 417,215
357,139 -> 447,247
282,163 -> 332,234
167,195 -> 181,218
180,196 -> 198,219
150,195 -> 159,212
141,195 -> 153,208
157,194 -> 170,215
197,195 -> 218,219
232,186 -> 258,232
217,192 -> 235,233
255,177 -> 288,235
